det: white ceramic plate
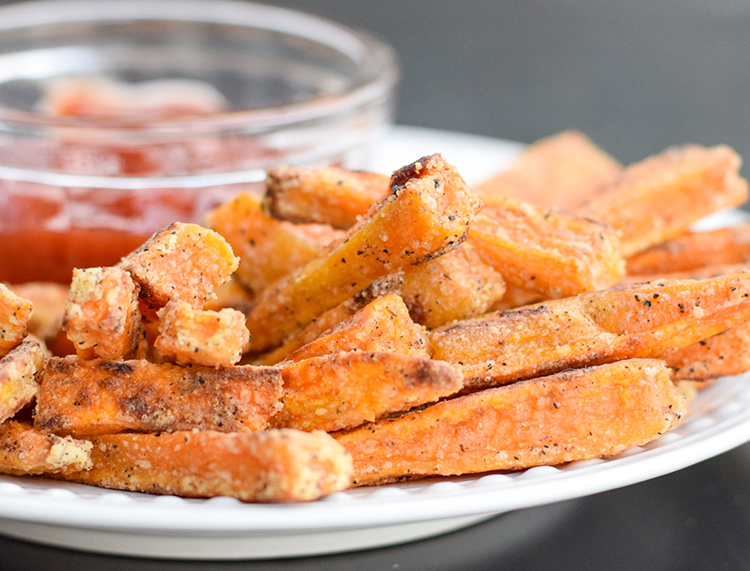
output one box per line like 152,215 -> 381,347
2,126 -> 750,560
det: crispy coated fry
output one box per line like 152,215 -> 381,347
579,145 -> 749,257
63,267 -> 142,360
662,320 -> 750,381
7,282 -> 68,343
475,130 -> 623,211
35,357 -> 282,436
154,300 -> 250,367
206,191 -> 341,297
255,274 -> 404,366
119,222 -> 238,309
335,359 -> 684,485
400,245 -> 506,329
283,293 -> 430,363
0,283 -> 32,358
244,154 -> 483,352
430,273 -> 750,390
264,165 -> 390,229
0,421 -> 92,476
272,351 -> 461,432
62,428 -> 352,502
626,223 -> 750,275
468,198 -> 624,299
0,337 -> 48,424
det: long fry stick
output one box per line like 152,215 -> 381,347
335,359 -> 684,485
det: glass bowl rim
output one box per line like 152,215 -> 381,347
0,0 -> 400,133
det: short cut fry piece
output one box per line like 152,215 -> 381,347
63,429 -> 352,502
0,421 -> 92,476
0,283 -> 32,358
7,282 -> 68,344
244,154 -> 483,352
475,130 -> 623,211
63,267 -> 142,360
626,223 -> 750,276
0,336 -> 48,424
272,351 -> 461,432
155,300 -> 250,367
400,245 -> 506,329
264,165 -> 390,229
206,191 -> 341,297
430,273 -> 750,390
255,274 -> 404,366
283,293 -> 430,363
35,357 -> 282,436
662,320 -> 750,381
579,145 -> 749,257
468,198 -> 624,299
335,359 -> 685,486
119,222 -> 239,309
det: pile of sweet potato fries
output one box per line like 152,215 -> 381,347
2,131 -> 750,501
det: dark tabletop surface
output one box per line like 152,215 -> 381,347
3,1 -> 750,569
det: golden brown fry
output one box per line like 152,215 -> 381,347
35,356 -> 282,436
626,223 -> 750,276
206,191 -> 341,297
430,273 -> 750,390
272,351 -> 461,432
119,222 -> 239,309
579,145 -> 749,257
154,300 -> 250,367
0,421 -> 92,476
474,130 -> 623,211
264,165 -> 390,229
62,429 -> 352,502
662,320 -> 750,381
400,245 -> 506,329
0,283 -> 32,358
0,336 -> 48,424
63,267 -> 142,360
254,274 -> 404,365
6,282 -> 68,344
335,359 -> 684,486
244,154 -> 483,352
283,293 -> 430,363
468,198 -> 624,299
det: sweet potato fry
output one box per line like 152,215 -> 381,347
35,357 -> 282,436
626,223 -> 750,276
272,351 -> 461,432
63,267 -> 142,360
0,283 -> 32,358
282,293 -> 430,363
119,222 -> 238,309
474,130 -> 623,211
263,165 -> 390,229
400,245 -> 506,329
206,191 -> 341,297
468,198 -> 624,299
0,421 -> 92,476
618,263 -> 750,285
335,359 -> 684,485
254,274 -> 404,365
430,273 -> 750,390
579,145 -> 749,257
6,282 -> 68,344
154,300 -> 250,367
62,428 -> 352,502
244,154 -> 483,352
662,320 -> 750,381
0,336 -> 48,424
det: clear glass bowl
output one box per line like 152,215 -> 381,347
0,0 -> 398,282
